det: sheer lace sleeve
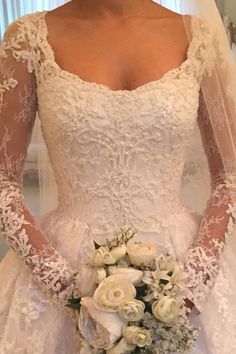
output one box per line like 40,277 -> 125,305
184,88 -> 236,313
0,18 -> 76,305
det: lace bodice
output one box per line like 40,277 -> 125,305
0,11 -> 235,315
37,12 -> 203,231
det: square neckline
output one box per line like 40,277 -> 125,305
39,10 -> 198,95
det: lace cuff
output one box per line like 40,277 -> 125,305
0,178 -> 77,305
184,179 -> 236,313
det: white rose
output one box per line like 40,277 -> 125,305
108,267 -> 143,285
94,268 -> 107,283
74,264 -> 97,297
127,243 -> 158,266
123,326 -> 152,347
106,338 -> 135,354
93,274 -> 136,312
152,296 -> 180,323
78,297 -> 126,349
118,299 -> 145,322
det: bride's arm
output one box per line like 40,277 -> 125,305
0,19 -> 75,305
183,88 -> 236,313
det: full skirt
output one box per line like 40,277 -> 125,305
0,206 -> 236,354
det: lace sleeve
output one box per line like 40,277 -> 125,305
183,89 -> 236,313
0,18 -> 76,305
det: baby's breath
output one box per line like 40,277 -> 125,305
137,312 -> 199,354
104,227 -> 136,250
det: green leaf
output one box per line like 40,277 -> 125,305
65,303 -> 81,310
135,283 -> 148,299
68,297 -> 81,304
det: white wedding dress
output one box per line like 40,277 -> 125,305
0,10 -> 236,354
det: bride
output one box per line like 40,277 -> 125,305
0,0 -> 236,353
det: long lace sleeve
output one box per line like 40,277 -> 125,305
0,18 -> 75,305
184,89 -> 236,313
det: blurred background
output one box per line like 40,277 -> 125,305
0,0 -> 235,260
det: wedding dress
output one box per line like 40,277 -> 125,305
0,10 -> 236,354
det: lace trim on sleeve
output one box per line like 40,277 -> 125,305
0,14 -> 76,307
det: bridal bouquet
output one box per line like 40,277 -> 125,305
66,227 -> 198,354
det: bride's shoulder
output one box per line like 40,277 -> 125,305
2,11 -> 45,45
0,11 -> 45,75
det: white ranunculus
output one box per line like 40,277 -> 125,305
118,299 -> 145,322
109,245 -> 127,261
106,338 -> 136,354
123,326 -> 152,347
90,246 -> 111,266
93,274 -> 136,312
74,264 -> 97,297
94,268 -> 107,283
127,243 -> 158,266
152,296 -> 180,323
78,297 -> 126,349
108,267 -> 143,285
90,245 -> 127,266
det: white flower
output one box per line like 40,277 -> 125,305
74,264 -> 97,297
78,297 -> 126,349
106,338 -> 135,354
123,326 -> 152,347
109,245 -> 127,262
90,247 -> 111,266
118,299 -> 145,322
169,264 -> 189,292
93,274 -> 136,312
156,254 -> 176,273
152,296 -> 180,323
90,245 -> 127,266
94,268 -> 107,283
127,243 -> 158,266
108,267 -> 143,285
142,269 -> 172,300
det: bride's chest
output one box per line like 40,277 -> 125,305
37,75 -> 200,155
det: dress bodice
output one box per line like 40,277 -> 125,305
34,12 -> 204,233
38,65 -> 200,232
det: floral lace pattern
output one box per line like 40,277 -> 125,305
0,10 -> 236,354
0,13 -> 76,306
183,89 -> 236,312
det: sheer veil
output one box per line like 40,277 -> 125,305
37,0 -> 236,221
